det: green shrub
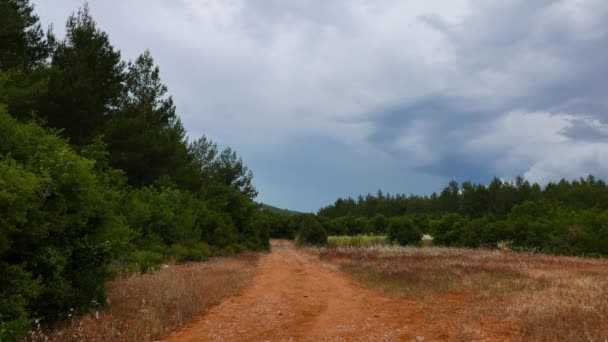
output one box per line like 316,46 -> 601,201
296,215 -> 328,246
0,112 -> 131,336
169,242 -> 212,262
128,250 -> 165,273
0,262 -> 42,341
388,217 -> 422,246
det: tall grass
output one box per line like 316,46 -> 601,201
26,253 -> 259,342
314,245 -> 608,340
326,235 -> 388,248
511,271 -> 608,341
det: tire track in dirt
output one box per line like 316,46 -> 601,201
165,240 -> 513,341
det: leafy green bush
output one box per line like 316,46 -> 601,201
218,243 -> 248,256
0,111 -> 130,337
296,215 -> 328,246
169,242 -> 212,262
388,217 -> 422,246
128,250 -> 165,273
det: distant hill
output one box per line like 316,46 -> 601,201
260,203 -> 305,216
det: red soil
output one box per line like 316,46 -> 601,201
166,240 -> 517,341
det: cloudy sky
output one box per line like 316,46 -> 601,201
33,0 -> 608,212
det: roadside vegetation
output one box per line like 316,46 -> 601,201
0,1 -> 275,339
295,215 -> 328,247
313,245 -> 608,340
26,253 -> 259,342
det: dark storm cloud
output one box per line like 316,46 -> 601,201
563,118 -> 608,142
360,0 -> 608,185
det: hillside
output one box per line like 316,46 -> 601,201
260,203 -> 305,216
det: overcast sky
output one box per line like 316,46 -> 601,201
33,0 -> 608,212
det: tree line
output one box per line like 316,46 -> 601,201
312,176 -> 608,254
0,1 -> 276,339
265,176 -> 608,254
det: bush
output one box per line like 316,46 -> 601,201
169,242 -> 212,262
0,112 -> 130,337
128,250 -> 165,273
388,217 -> 422,246
296,215 -> 328,246
217,243 -> 247,256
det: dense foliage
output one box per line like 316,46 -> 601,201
296,215 -> 328,247
317,177 -> 608,254
387,217 -> 421,246
0,1 -> 272,339
0,111 -> 124,331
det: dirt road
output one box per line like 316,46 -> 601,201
166,240 -> 508,341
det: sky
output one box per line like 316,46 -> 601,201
32,0 -> 608,212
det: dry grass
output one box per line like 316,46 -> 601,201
314,245 -> 608,341
327,235 -> 388,248
26,253 -> 260,342
511,270 -> 608,341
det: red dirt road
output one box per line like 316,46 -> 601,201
166,240 -> 513,341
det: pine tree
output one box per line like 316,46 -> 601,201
42,4 -> 124,145
0,0 -> 50,71
105,50 -> 192,187
0,0 -> 52,121
189,136 -> 258,198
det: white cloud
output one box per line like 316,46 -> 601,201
466,111 -> 608,183
35,0 -> 473,148
35,1 -> 606,147
395,120 -> 438,166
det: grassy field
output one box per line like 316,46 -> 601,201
315,245 -> 608,341
26,253 -> 260,342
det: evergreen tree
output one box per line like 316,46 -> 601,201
105,50 -> 192,187
189,136 -> 258,198
215,147 -> 257,198
42,5 -> 124,145
0,0 -> 52,120
0,0 -> 49,71
439,180 -> 461,213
